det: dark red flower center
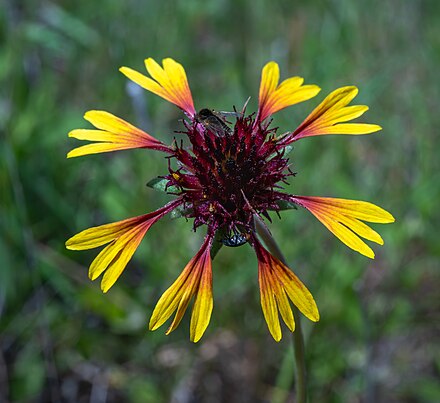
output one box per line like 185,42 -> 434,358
166,109 -> 292,243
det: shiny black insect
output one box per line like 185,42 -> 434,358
221,233 -> 249,247
195,108 -> 235,137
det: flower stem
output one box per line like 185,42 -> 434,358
255,218 -> 307,403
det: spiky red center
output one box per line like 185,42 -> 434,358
166,113 -> 292,238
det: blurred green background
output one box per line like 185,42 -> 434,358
1,0 -> 439,402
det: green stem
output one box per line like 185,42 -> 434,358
255,218 -> 307,403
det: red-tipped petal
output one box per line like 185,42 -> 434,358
281,86 -> 381,145
68,110 -> 171,158
120,58 -> 196,116
291,196 -> 395,258
149,236 -> 213,342
257,61 -> 320,121
66,199 -> 182,292
254,238 -> 319,341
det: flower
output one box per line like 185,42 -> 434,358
67,58 -> 394,342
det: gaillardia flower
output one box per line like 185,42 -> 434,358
67,58 -> 394,342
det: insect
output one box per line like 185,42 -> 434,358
195,108 -> 239,137
221,232 -> 249,247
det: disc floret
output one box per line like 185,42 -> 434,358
166,112 -> 291,240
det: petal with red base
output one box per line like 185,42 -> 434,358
281,86 -> 382,144
149,236 -> 213,342
254,238 -> 319,341
66,199 -> 182,292
68,110 -> 171,158
291,196 -> 395,258
120,58 -> 196,117
257,61 -> 320,121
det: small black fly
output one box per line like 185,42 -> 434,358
195,108 -> 239,137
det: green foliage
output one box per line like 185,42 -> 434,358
1,0 -> 439,402
147,177 -> 179,194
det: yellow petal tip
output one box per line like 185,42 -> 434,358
311,85 -> 322,94
191,335 -> 202,343
311,312 -> 320,322
83,110 -> 102,121
101,285 -> 110,293
346,85 -> 359,94
65,238 -> 76,249
303,305 -> 320,322
365,250 -> 375,259
148,320 -> 159,331
165,328 -> 173,336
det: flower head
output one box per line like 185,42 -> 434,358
67,58 -> 394,342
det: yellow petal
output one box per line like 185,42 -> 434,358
341,216 -> 384,245
100,227 -> 148,292
256,241 -> 319,341
311,210 -> 375,258
119,66 -> 166,99
264,85 -> 320,120
66,215 -> 145,250
190,256 -> 213,342
292,196 -> 394,257
305,86 -> 358,123
259,264 -> 282,341
120,58 -> 196,116
164,59 -> 196,113
277,76 -> 304,92
87,223 -> 148,284
271,257 -> 320,322
149,237 -> 213,341
165,286 -> 196,335
89,241 -> 123,281
272,280 -> 295,332
67,201 -> 181,291
149,266 -> 193,331
67,143 -> 140,158
315,123 -> 382,135
283,86 -> 381,143
259,61 -> 280,106
310,203 -> 384,244
84,111 -> 146,137
258,61 -> 320,121
165,254 -> 206,335
316,105 -> 369,126
67,111 -> 169,158
307,197 -> 395,223
69,129 -> 123,142
145,58 -> 169,86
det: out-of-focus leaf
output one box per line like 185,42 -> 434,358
146,177 -> 179,194
10,344 -> 45,400
269,200 -> 298,211
210,231 -> 224,260
170,205 -> 193,219
40,4 -> 100,47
